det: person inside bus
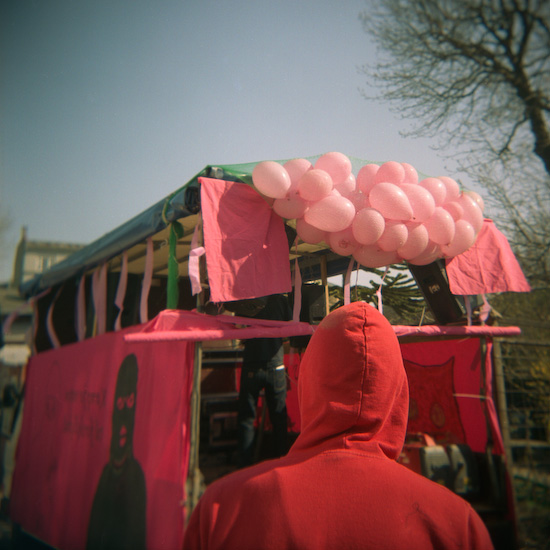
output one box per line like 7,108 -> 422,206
183,301 -> 493,550
236,293 -> 292,467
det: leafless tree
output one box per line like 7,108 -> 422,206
0,200 -> 11,280
359,0 -> 550,285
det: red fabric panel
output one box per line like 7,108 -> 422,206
400,339 -> 490,453
10,327 -> 194,550
446,219 -> 531,295
199,177 -> 292,303
404,357 -> 466,443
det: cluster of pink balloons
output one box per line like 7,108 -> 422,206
252,152 -> 485,268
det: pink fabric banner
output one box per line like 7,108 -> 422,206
10,327 -> 195,550
199,177 -> 292,303
446,219 -> 531,295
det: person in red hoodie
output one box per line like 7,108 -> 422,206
183,301 -> 494,550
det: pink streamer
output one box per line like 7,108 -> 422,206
114,251 -> 128,331
2,310 -> 20,337
92,264 -> 108,335
140,238 -> 153,324
479,294 -> 492,323
46,288 -> 61,349
76,275 -> 86,341
189,216 -> 205,296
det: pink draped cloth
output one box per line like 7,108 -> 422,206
199,177 -> 292,303
446,219 -> 531,295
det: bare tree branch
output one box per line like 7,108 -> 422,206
359,0 -> 550,283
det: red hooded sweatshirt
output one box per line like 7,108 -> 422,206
183,302 -> 494,549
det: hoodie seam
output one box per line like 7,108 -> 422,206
314,448 -> 391,464
356,307 -> 369,426
344,307 -> 369,446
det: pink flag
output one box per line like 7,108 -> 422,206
199,177 -> 292,303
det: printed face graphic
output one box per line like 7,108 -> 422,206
110,355 -> 138,467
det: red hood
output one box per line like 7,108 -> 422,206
291,302 -> 409,460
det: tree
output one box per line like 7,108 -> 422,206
0,198 -> 11,280
359,0 -> 550,285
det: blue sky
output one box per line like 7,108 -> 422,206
0,0 -> 473,282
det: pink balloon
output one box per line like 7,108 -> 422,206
374,161 -> 405,185
356,163 -> 379,194
335,172 -> 356,196
314,152 -> 352,186
464,190 -> 485,212
283,158 -> 312,192
252,161 -> 292,199
369,182 -> 413,220
353,245 -> 399,268
424,207 -> 456,245
346,190 -> 369,211
401,163 -> 419,184
352,207 -> 385,244
408,241 -> 443,266
377,221 -> 408,252
419,177 -> 446,206
443,201 -> 464,221
272,192 -> 308,219
296,218 -> 327,244
457,193 -> 484,233
401,183 -> 436,222
438,176 -> 460,202
328,227 -> 360,256
298,169 -> 333,201
304,195 -> 356,232
441,220 -> 476,257
398,223 -> 429,260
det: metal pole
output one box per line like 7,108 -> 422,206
493,339 -> 513,465
185,217 -> 206,523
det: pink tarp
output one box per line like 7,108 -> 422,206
199,177 -> 292,303
11,327 -> 195,550
446,219 -> 531,295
